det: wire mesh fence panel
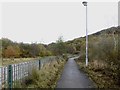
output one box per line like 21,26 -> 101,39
19,64 -> 22,86
23,63 -> 26,77
1,66 -> 8,88
5,67 -> 8,88
0,56 -> 61,89
16,65 -> 18,82
13,64 -> 15,87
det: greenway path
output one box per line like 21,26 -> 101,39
57,57 -> 95,88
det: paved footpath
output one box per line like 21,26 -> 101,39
56,57 -> 95,88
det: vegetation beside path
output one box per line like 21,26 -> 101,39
76,60 -> 120,88
1,26 -> 120,88
75,26 -> 120,88
15,56 -> 67,88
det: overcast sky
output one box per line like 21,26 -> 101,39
0,0 -> 118,44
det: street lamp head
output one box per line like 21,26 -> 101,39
82,1 -> 87,6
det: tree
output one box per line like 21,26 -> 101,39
19,43 -> 31,57
14,45 -> 21,58
4,46 -> 16,58
4,45 -> 21,58
54,36 -> 67,55
0,39 -> 2,58
37,44 -> 52,57
29,43 -> 40,57
66,44 -> 76,54
2,38 -> 13,49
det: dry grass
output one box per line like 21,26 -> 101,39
22,58 -> 66,88
75,32 -> 120,88
0,58 -> 2,66
76,60 -> 120,88
2,58 -> 38,66
88,60 -> 108,71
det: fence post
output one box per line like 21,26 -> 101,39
39,60 -> 41,70
8,65 -> 13,89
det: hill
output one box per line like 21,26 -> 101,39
47,26 -> 120,88
67,26 -> 120,88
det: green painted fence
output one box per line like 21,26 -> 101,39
0,56 -> 60,89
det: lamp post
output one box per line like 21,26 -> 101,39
82,1 -> 88,66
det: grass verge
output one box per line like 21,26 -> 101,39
76,59 -> 120,88
20,57 -> 66,88
2,58 -> 37,66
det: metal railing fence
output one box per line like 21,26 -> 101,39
0,56 -> 59,89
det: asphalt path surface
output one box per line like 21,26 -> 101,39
57,57 -> 95,88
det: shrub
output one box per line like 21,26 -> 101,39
22,58 -> 66,88
78,32 -> 120,88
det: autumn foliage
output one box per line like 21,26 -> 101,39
1,38 -> 52,58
